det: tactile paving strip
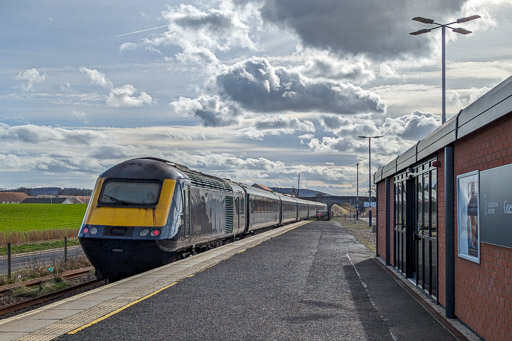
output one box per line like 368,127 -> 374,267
12,221 -> 309,341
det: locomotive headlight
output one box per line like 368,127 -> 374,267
90,227 -> 98,235
140,228 -> 150,237
151,229 -> 160,237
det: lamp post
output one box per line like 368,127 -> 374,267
356,162 -> 359,221
410,15 -> 480,124
358,135 -> 383,227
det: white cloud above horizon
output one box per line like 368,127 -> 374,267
1,0 -> 512,194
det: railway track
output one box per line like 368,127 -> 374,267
0,269 -> 103,318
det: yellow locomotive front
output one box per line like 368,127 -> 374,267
78,158 -> 187,280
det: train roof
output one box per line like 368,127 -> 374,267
242,184 -> 280,199
100,158 -> 187,182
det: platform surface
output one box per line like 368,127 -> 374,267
0,221 -> 468,340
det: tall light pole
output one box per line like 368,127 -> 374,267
356,162 -> 359,221
358,135 -> 383,227
410,15 -> 480,124
297,173 -> 300,198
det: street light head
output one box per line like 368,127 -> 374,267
358,135 -> 367,139
452,27 -> 472,35
374,135 -> 384,139
412,16 -> 435,24
456,15 -> 480,23
410,28 -> 432,35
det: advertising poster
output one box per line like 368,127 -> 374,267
457,171 -> 480,263
480,163 -> 512,249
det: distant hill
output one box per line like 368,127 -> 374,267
270,187 -> 333,198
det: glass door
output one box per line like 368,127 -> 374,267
394,174 -> 407,274
413,160 -> 438,299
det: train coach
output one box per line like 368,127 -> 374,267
79,157 -> 327,280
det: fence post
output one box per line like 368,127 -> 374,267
7,242 -> 11,279
64,237 -> 68,263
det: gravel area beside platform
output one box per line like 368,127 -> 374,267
336,218 -> 376,252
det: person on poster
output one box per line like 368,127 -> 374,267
467,181 -> 479,257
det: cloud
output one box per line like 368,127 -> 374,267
127,3 -> 260,67
0,154 -> 26,170
240,116 -> 315,139
381,111 -> 440,141
217,57 -> 386,114
0,124 -> 108,145
294,49 -> 375,83
16,68 -> 47,91
319,114 -> 379,136
259,0 -> 467,59
32,152 -> 105,174
79,67 -> 113,88
119,42 -> 138,53
170,95 -> 241,127
449,87 -> 491,109
314,111 -> 440,156
71,110 -> 88,124
79,67 -> 153,107
88,145 -> 139,160
106,84 -> 153,107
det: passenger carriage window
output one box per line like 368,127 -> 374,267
98,180 -> 161,207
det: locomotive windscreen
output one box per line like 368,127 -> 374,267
98,180 -> 161,207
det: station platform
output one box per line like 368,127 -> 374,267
0,221 -> 479,341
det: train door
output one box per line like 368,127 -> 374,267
237,193 -> 246,234
235,196 -> 240,234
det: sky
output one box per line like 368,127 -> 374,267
2,0 -> 512,195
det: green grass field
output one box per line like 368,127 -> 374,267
0,204 -> 87,233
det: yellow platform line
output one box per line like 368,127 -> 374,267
68,281 -> 178,335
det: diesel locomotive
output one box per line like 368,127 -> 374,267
79,157 -> 327,280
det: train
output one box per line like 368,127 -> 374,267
78,157 -> 328,280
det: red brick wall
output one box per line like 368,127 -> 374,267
453,115 -> 512,341
376,179 -> 395,265
377,180 -> 386,260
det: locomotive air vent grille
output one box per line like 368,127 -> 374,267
225,196 -> 234,234
187,173 -> 232,192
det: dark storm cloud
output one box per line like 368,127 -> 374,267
260,0 -> 466,59
216,58 -> 385,114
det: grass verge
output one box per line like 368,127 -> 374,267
0,254 -> 91,286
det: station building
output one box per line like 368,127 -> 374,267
374,75 -> 512,341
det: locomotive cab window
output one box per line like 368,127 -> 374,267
98,180 -> 161,207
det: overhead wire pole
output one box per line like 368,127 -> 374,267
410,15 -> 480,124
297,173 -> 300,198
358,135 -> 383,227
